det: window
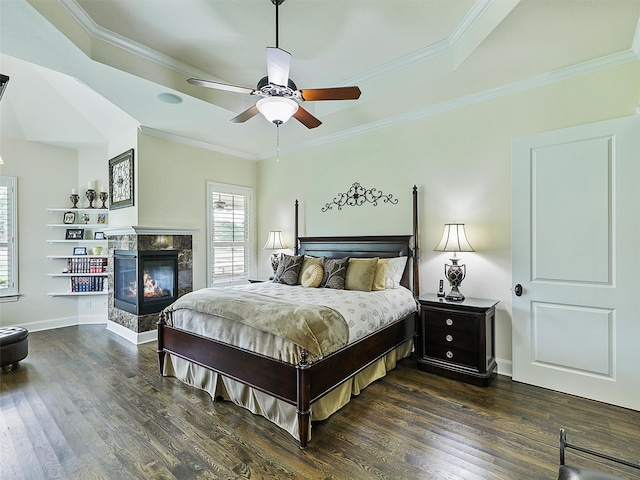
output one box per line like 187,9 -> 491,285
207,182 -> 253,285
0,176 -> 18,300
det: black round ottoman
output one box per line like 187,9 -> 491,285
0,326 -> 29,372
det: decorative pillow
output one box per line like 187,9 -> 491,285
345,257 -> 379,292
300,264 -> 324,288
299,255 -> 324,283
371,258 -> 389,291
320,257 -> 350,289
272,254 -> 303,285
385,256 -> 408,289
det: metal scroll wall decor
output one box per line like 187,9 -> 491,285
321,182 -> 399,212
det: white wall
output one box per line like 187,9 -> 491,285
256,61 -> 640,370
136,132 -> 258,289
0,137 -> 85,329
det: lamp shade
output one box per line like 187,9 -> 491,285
256,97 -> 299,125
263,231 -> 287,250
434,223 -> 474,252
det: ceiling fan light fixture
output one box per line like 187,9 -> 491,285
256,96 -> 298,125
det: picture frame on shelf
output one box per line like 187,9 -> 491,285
73,247 -> 87,255
109,148 -> 134,210
97,213 -> 106,224
63,211 -> 76,224
65,228 -> 84,240
94,232 -> 106,240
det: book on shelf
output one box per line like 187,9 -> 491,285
70,276 -> 105,292
67,257 -> 107,274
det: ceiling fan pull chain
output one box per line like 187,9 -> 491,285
276,123 -> 280,161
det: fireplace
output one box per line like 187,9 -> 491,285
114,250 -> 178,315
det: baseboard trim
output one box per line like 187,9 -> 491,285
496,357 -> 513,377
2,316 -> 106,332
106,320 -> 157,345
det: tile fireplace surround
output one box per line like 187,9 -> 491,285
105,226 -> 196,344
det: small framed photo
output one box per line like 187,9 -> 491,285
65,228 -> 84,240
73,247 -> 87,255
63,211 -> 76,224
94,232 -> 106,240
97,213 -> 106,224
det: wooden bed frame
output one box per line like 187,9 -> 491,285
157,186 -> 420,448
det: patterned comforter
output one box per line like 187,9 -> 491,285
161,282 -> 418,365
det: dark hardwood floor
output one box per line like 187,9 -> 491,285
1,325 -> 639,479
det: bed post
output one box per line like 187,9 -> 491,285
412,185 -> 420,297
294,199 -> 299,255
156,314 -> 166,376
296,350 -> 311,449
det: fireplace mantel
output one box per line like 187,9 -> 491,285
103,226 -> 199,236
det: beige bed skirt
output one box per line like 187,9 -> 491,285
163,339 -> 413,442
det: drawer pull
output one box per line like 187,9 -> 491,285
446,318 -> 454,326
446,334 -> 453,342
446,350 -> 454,359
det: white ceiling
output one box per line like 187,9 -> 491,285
1,0 -> 639,160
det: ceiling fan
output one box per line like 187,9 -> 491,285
187,0 -> 361,129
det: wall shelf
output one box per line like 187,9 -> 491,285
46,207 -> 109,297
47,291 -> 107,297
46,208 -> 109,213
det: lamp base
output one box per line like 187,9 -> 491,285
270,253 -> 280,275
445,286 -> 465,302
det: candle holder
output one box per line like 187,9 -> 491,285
70,194 -> 79,208
99,191 -> 108,209
86,189 -> 96,208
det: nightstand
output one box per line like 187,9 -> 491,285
417,294 -> 498,387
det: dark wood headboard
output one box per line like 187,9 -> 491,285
293,186 -> 420,296
298,235 -> 414,291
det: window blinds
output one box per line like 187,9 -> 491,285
210,191 -> 249,283
0,177 -> 18,297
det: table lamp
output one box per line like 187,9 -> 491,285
263,230 -> 287,275
434,223 -> 474,301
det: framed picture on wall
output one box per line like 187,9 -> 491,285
108,148 -> 134,210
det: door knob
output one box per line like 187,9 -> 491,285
514,284 -> 523,296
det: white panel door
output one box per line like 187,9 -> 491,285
512,115 -> 640,410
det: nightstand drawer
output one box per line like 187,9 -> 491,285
425,345 -> 476,368
423,310 -> 477,333
425,328 -> 476,351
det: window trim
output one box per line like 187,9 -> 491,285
0,176 -> 19,301
206,181 -> 254,286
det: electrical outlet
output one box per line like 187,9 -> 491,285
84,300 -> 92,309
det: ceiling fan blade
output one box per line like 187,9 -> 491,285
266,47 -> 291,87
231,105 -> 260,123
300,86 -> 361,102
187,78 -> 254,95
293,106 -> 322,129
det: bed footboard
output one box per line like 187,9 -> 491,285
157,311 -> 416,448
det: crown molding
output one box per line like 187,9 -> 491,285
138,126 -> 259,161
57,0 -> 216,81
